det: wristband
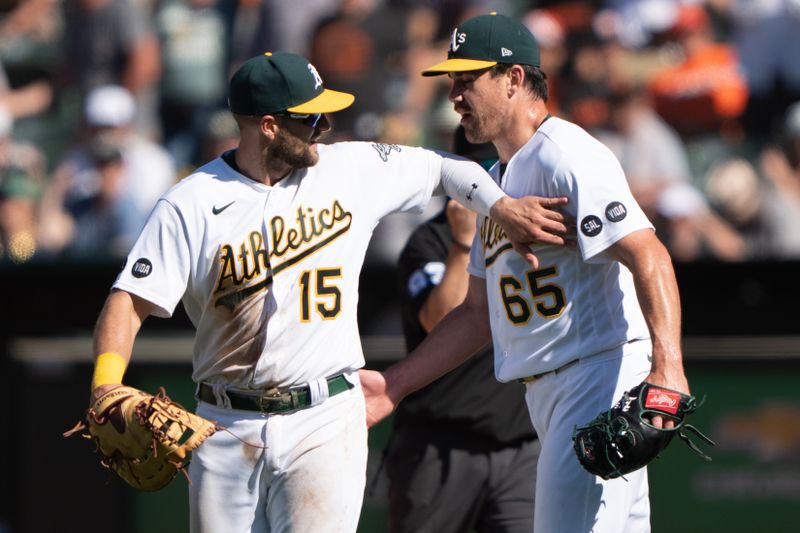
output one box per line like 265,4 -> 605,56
451,240 -> 472,252
91,351 -> 127,391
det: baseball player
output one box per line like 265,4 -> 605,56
361,13 -> 692,533
387,126 -> 538,533
86,51 -> 571,533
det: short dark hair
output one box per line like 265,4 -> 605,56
490,64 -> 548,102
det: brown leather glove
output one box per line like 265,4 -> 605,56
64,386 -> 218,491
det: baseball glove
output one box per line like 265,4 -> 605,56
572,381 -> 715,480
63,385 -> 218,491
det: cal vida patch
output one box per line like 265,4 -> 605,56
580,215 -> 603,237
131,258 -> 153,278
605,201 -> 627,222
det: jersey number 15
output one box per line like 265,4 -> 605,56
299,268 -> 343,322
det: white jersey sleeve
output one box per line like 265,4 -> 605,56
332,142 -> 442,220
114,198 -> 190,318
330,142 -> 506,220
549,132 -> 653,262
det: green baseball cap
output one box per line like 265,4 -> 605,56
422,13 -> 540,77
228,52 -> 355,115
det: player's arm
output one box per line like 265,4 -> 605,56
90,289 -> 157,402
419,201 -> 474,331
438,157 -> 572,269
361,274 -> 491,427
606,228 -> 688,426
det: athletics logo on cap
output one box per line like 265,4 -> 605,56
423,13 -> 541,76
308,64 -> 323,89
450,30 -> 467,52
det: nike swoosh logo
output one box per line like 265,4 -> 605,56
212,201 -> 235,215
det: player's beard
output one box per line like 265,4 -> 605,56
268,127 -> 319,170
461,106 -> 505,145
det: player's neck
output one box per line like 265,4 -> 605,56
495,102 -> 550,163
264,162 -> 293,186
233,147 -> 291,186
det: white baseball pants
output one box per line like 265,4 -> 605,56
189,383 -> 368,533
524,340 -> 653,533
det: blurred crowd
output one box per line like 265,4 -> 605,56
2,0 -> 800,266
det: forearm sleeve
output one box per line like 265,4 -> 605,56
439,156 -> 505,216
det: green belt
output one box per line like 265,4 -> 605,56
198,374 -> 353,414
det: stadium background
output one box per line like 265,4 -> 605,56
2,0 -> 800,531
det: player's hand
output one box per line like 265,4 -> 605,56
358,369 -> 396,428
490,196 -> 574,267
642,368 -> 690,430
446,199 -> 477,249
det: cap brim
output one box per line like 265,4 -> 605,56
287,88 -> 355,114
421,58 -> 498,77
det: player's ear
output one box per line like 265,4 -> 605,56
507,65 -> 525,97
260,115 -> 280,139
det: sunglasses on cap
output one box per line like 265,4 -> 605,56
274,112 -> 324,128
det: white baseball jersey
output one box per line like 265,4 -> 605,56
467,117 -> 654,382
114,142 -> 449,389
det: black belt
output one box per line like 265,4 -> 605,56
198,374 -> 353,414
